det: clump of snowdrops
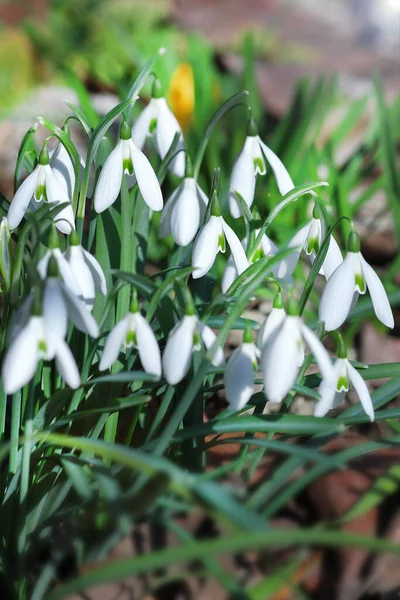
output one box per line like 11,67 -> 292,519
0,49 -> 398,599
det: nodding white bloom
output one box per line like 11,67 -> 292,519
42,256 -> 99,340
99,300 -> 161,377
229,117 -> 294,218
319,231 -> 394,331
286,207 -> 343,280
132,79 -> 185,178
315,355 -> 374,422
192,195 -> 249,280
2,297 -> 80,394
224,328 -> 259,411
7,146 -> 75,234
94,120 -> 163,214
159,160 -> 208,246
261,299 -> 335,404
49,124 -> 91,199
257,293 -> 286,350
162,313 -> 224,385
0,217 -> 12,292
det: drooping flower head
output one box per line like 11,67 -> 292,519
94,119 -> 163,214
257,290 -> 286,350
132,78 -> 185,177
319,230 -> 394,331
224,324 -> 259,411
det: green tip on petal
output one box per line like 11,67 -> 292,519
286,295 -> 299,316
119,119 -> 131,140
69,230 -> 80,247
129,288 -> 139,313
185,154 -> 193,178
348,230 -> 360,253
48,224 -> 59,250
247,117 -> 258,137
38,146 -> 50,166
47,255 -> 59,278
151,78 -> 163,99
31,287 -> 42,316
243,323 -> 253,344
273,290 -> 284,309
210,190 -> 222,217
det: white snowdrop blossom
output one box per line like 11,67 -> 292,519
162,314 -> 224,385
229,118 -> 294,218
261,303 -> 335,404
319,232 -> 394,331
7,146 -> 75,234
99,307 -> 161,377
286,209 -> 343,280
2,315 -> 80,394
131,79 -> 185,177
314,357 -> 374,422
159,177 -> 208,246
225,329 -> 259,411
192,197 -> 249,280
257,293 -> 286,350
94,120 -> 163,214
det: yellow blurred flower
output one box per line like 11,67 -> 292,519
168,63 -> 194,132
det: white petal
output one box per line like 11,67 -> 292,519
43,279 -> 68,356
54,338 -> 80,389
300,323 -> 334,384
258,139 -> 295,196
289,223 -> 311,253
61,284 -> 99,337
99,316 -> 129,371
171,179 -> 200,246
260,232 -> 279,257
94,142 -> 123,213
7,169 -> 38,230
224,344 -> 255,410
131,102 -> 155,149
229,137 -> 256,218
65,246 -> 95,310
159,185 -> 181,238
257,307 -> 286,350
198,323 -> 224,366
195,182 -> 209,223
134,313 -> 162,377
321,235 -> 343,280
222,220 -> 249,276
360,255 -> 394,328
154,98 -> 185,177
314,378 -> 338,417
221,256 -> 238,293
261,316 -> 301,403
319,253 -> 355,331
53,248 -> 83,296
45,168 -> 75,234
50,142 -> 75,198
82,248 -> 107,295
162,316 -> 196,385
130,141 -> 163,211
347,361 -> 374,422
192,216 -> 220,279
2,317 -> 40,394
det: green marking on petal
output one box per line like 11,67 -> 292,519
123,157 -> 134,175
35,184 -> 47,202
38,339 -> 47,353
149,118 -> 157,134
218,233 -> 226,253
306,236 -> 319,256
355,272 -> 366,294
253,157 -> 265,175
126,330 -> 137,347
336,376 -> 349,392
193,332 -> 201,350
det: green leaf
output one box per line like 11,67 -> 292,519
87,371 -> 158,385
64,100 -> 93,137
14,123 -> 38,191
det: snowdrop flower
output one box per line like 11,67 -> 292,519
49,123 -> 91,198
224,326 -> 259,411
192,193 -> 249,279
229,117 -> 294,218
99,294 -> 161,377
0,217 -> 12,292
162,310 -> 224,385
319,231 -> 394,331
159,157 -> 208,246
132,79 -> 185,177
314,339 -> 374,421
257,291 -> 286,350
286,205 -> 343,280
42,256 -> 99,340
261,298 -> 335,403
2,292 -> 80,394
94,120 -> 163,214
7,146 -> 75,234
